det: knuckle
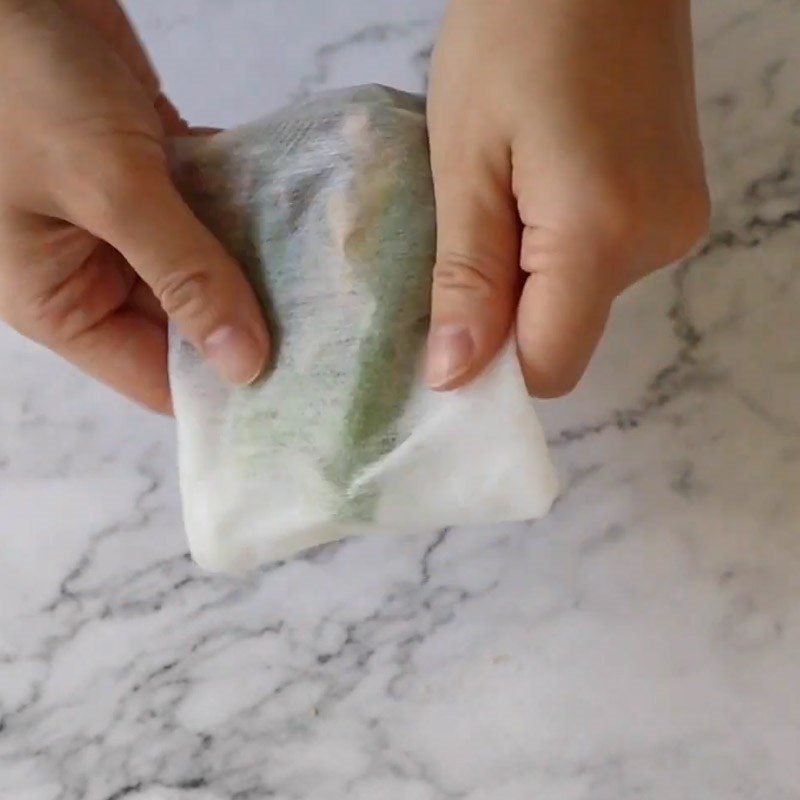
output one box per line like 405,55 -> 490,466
574,178 -> 712,269
27,256 -> 120,346
153,268 -> 213,322
32,290 -> 82,344
550,183 -> 644,269
432,252 -> 500,298
589,189 -> 645,257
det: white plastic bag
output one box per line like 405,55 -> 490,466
168,85 -> 558,573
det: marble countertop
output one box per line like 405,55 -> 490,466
2,1 -> 799,798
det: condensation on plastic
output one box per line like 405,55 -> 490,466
167,85 -> 558,574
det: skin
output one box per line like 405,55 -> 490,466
425,0 -> 709,396
0,0 -> 709,412
0,0 -> 269,414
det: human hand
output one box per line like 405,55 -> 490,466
0,0 -> 269,413
425,0 -> 709,397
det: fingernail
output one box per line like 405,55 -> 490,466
203,325 -> 266,385
425,325 -> 474,389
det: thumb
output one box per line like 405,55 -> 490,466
426,147 -> 519,390
81,163 -> 269,385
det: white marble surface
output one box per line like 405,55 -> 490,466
1,1 -> 800,797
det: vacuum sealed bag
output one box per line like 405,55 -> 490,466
168,85 -> 558,573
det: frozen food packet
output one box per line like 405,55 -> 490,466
167,84 -> 558,573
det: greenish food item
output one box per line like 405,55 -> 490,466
171,85 -> 435,523
325,96 -> 435,520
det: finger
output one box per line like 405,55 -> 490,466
188,127 -> 223,137
127,277 -> 166,324
58,307 -> 171,414
511,141 -> 624,398
426,140 -> 519,391
155,93 -> 190,136
517,225 -> 614,397
78,164 -> 270,386
0,225 -> 172,413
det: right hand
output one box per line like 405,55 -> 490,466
0,0 -> 270,414
426,0 -> 709,397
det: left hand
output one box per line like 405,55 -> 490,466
0,0 -> 269,413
